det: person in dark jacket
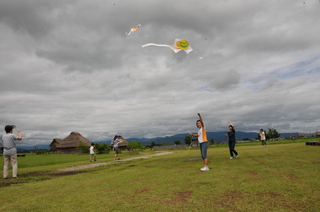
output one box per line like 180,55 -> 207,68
225,121 -> 239,159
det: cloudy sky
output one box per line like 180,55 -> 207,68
1,0 -> 320,146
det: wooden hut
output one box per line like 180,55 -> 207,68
50,132 -> 91,154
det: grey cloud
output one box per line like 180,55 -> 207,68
1,0 -> 320,145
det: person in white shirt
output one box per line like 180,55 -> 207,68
189,113 -> 209,171
260,129 -> 266,147
90,143 -> 96,162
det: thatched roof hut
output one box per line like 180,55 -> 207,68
50,132 -> 91,154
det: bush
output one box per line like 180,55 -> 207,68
76,141 -> 90,153
173,140 -> 181,145
184,135 -> 192,145
34,147 -> 48,155
94,143 -> 110,154
127,141 -> 144,151
209,139 -> 215,145
36,150 -> 48,155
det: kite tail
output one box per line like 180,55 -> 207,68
141,43 -> 171,48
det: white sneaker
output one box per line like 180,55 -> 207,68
236,153 -> 239,158
229,157 -> 234,159
200,167 -> 209,171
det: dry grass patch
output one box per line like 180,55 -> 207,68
167,190 -> 193,205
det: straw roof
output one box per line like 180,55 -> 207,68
50,132 -> 91,149
118,139 -> 129,147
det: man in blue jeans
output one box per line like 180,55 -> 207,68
189,113 -> 209,171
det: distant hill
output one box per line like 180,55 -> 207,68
15,131 -> 299,151
16,144 -> 50,152
97,131 -> 300,145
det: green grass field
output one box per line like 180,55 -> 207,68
0,141 -> 319,212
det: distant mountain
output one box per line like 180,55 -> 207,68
16,144 -> 50,152
96,131 -> 300,145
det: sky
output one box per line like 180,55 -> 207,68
1,0 -> 320,146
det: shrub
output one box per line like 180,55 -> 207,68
76,141 -> 90,153
94,143 -> 110,154
173,140 -> 181,145
36,150 -> 48,155
127,141 -> 144,151
209,139 -> 215,145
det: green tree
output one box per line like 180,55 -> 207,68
127,141 -> 144,151
34,147 -> 47,155
76,141 -> 90,153
173,140 -> 181,145
209,138 -> 215,145
266,128 -> 280,139
94,143 -> 110,154
184,135 -> 192,145
150,141 -> 156,148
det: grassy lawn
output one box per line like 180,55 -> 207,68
0,141 -> 319,211
0,150 -> 156,181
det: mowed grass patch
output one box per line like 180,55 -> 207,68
212,137 -> 317,148
0,143 -> 319,212
0,150 -> 156,182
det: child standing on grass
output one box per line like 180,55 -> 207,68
260,129 -> 266,147
90,143 -> 96,162
1,125 -> 22,179
225,121 -> 239,159
189,113 -> 209,171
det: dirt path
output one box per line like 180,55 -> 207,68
55,151 -> 173,172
